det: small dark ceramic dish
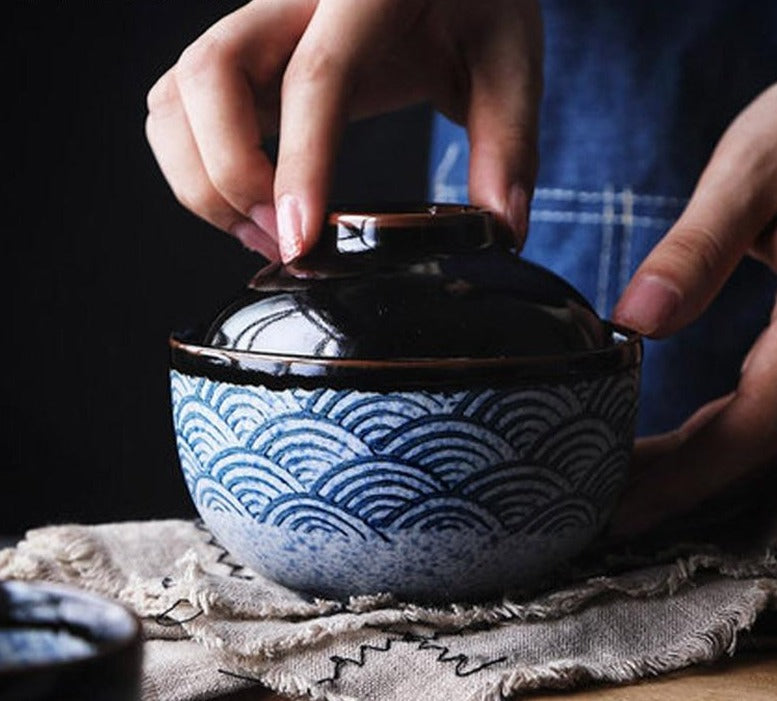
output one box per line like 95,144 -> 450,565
0,580 -> 142,701
170,204 -> 642,601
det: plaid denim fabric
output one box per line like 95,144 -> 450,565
427,0 -> 777,436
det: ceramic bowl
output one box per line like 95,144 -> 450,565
170,204 -> 641,601
0,580 -> 142,701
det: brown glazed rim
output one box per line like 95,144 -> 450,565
316,203 -> 512,258
327,203 -> 488,227
169,324 -> 642,390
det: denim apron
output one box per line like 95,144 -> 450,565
428,0 -> 777,436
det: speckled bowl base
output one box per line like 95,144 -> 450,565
202,510 -> 597,601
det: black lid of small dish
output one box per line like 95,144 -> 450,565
171,204 -> 641,388
203,204 -> 606,358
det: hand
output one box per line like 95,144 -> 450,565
145,0 -> 543,262
609,83 -> 777,540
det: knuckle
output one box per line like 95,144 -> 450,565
282,47 -> 346,95
146,70 -> 177,113
662,225 -> 726,281
143,113 -> 157,149
175,31 -> 234,83
736,392 -> 777,447
205,153 -> 258,210
171,180 -> 235,230
169,174 -> 216,216
501,125 -> 537,155
503,128 -> 539,176
170,181 -> 204,214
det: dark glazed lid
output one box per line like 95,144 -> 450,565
0,580 -> 142,700
171,204 -> 641,388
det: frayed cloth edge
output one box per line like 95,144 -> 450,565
475,578 -> 777,701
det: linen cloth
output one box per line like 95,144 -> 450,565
2,481 -> 776,701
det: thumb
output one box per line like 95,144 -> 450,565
614,84 -> 777,337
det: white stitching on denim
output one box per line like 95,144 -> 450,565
433,183 -> 469,203
433,184 -> 468,202
534,187 -> 687,208
431,186 -> 686,215
428,148 -> 684,228
595,185 -> 616,316
528,210 -> 674,228
619,188 -> 635,294
429,191 -> 677,229
432,143 -> 465,203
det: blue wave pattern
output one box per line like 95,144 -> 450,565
171,370 -> 637,543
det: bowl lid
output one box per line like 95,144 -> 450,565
172,204 -> 641,386
0,579 -> 142,695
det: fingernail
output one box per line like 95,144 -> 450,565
230,220 -> 279,261
614,274 -> 682,335
248,203 -> 278,240
505,183 -> 529,245
277,194 -> 303,264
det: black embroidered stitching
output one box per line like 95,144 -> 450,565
194,519 -> 255,580
218,668 -> 320,699
318,627 -> 507,685
154,598 -> 204,627
317,637 -> 395,684
217,668 -> 264,684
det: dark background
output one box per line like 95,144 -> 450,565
4,2 -> 431,533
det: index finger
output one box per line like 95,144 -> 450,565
273,0 -> 427,262
614,84 -> 777,337
173,2 -> 307,232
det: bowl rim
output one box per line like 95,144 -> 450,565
326,202 -> 491,226
169,323 -> 642,389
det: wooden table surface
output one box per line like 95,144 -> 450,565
217,650 -> 777,700
531,652 -> 777,700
